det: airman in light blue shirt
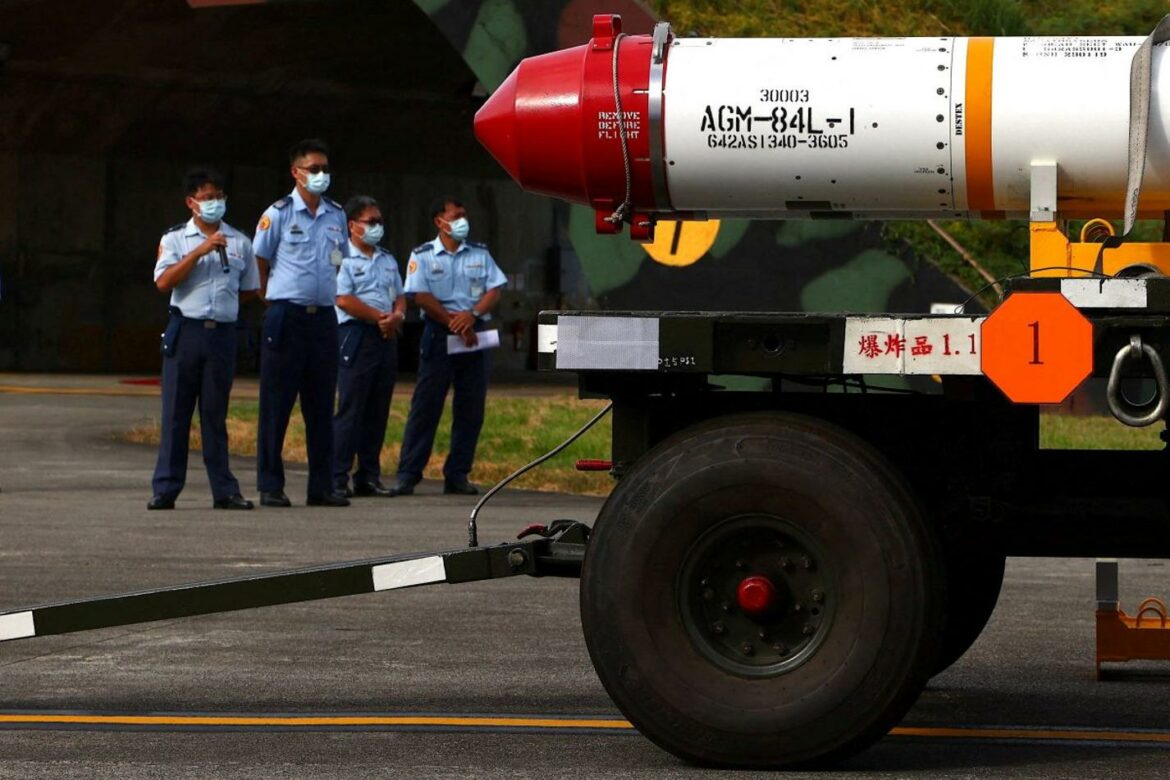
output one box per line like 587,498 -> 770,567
154,219 -> 259,323
403,236 -> 507,321
392,197 -> 507,497
332,196 -> 407,497
252,187 -> 347,307
253,139 -> 351,508
149,169 -> 256,513
336,240 -> 404,324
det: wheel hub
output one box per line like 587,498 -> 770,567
679,515 -> 834,677
736,575 -> 779,616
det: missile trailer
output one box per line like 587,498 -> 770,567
475,15 -> 1170,764
6,14 -> 1170,770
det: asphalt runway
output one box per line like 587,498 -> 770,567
1,389 -> 1170,778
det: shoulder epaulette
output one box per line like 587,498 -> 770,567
466,240 -> 487,249
163,222 -> 186,234
413,242 -> 434,255
271,197 -> 292,210
324,196 -> 342,210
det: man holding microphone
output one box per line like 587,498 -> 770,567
148,169 -> 258,511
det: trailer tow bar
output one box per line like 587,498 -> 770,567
0,520 -> 591,644
0,403 -> 608,645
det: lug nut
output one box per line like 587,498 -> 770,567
757,629 -> 768,640
792,603 -> 803,613
735,559 -> 746,570
773,642 -> 788,655
720,601 -> 733,613
780,557 -> 793,571
802,556 -> 814,571
811,589 -> 824,603
711,622 -> 726,636
802,624 -> 815,636
740,643 -> 755,656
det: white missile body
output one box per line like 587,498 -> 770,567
474,20 -> 1170,229
663,36 -> 1170,219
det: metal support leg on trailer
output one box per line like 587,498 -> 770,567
1095,558 -> 1170,679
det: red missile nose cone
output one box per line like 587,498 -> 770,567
474,67 -> 520,183
473,47 -> 590,204
736,575 -> 779,616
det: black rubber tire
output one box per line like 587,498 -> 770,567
932,546 -> 1006,676
580,412 -> 945,768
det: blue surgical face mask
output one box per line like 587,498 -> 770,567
444,217 -> 470,241
198,198 -> 226,223
360,222 -> 384,246
305,171 -> 331,194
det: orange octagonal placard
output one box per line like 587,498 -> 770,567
981,292 -> 1093,404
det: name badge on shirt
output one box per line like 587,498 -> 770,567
330,247 -> 343,267
470,280 -> 485,298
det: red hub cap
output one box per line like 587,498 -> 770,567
736,575 -> 778,616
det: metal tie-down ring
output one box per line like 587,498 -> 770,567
1107,334 -> 1169,427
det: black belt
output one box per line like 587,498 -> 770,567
175,314 -> 233,329
272,301 -> 329,315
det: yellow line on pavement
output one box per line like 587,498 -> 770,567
891,725 -> 1170,744
0,713 -> 1167,745
0,714 -> 633,730
0,385 -> 159,397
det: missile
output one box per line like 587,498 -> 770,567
474,15 -> 1170,241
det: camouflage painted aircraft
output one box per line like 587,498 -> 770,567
190,0 -> 974,316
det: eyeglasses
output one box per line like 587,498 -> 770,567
297,164 -> 331,174
356,218 -> 383,226
192,193 -> 227,202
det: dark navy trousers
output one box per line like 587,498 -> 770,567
333,322 -> 398,490
257,302 -> 338,500
152,317 -> 241,501
396,320 -> 489,485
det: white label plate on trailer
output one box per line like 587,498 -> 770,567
844,316 -> 985,374
537,323 -> 558,354
556,316 -> 660,371
1060,278 -> 1148,309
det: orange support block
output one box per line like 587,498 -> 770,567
1095,560 -> 1170,679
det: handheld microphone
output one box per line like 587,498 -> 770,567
217,245 -> 230,274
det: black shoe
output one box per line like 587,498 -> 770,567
353,481 -> 393,497
388,481 -> 415,497
443,480 -> 479,496
307,491 -> 350,507
259,490 -> 292,508
147,494 -> 175,510
214,494 -> 254,510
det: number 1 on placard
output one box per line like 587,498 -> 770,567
1028,321 -> 1043,365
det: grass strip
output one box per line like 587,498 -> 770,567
124,396 -> 1165,496
125,394 -> 615,496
